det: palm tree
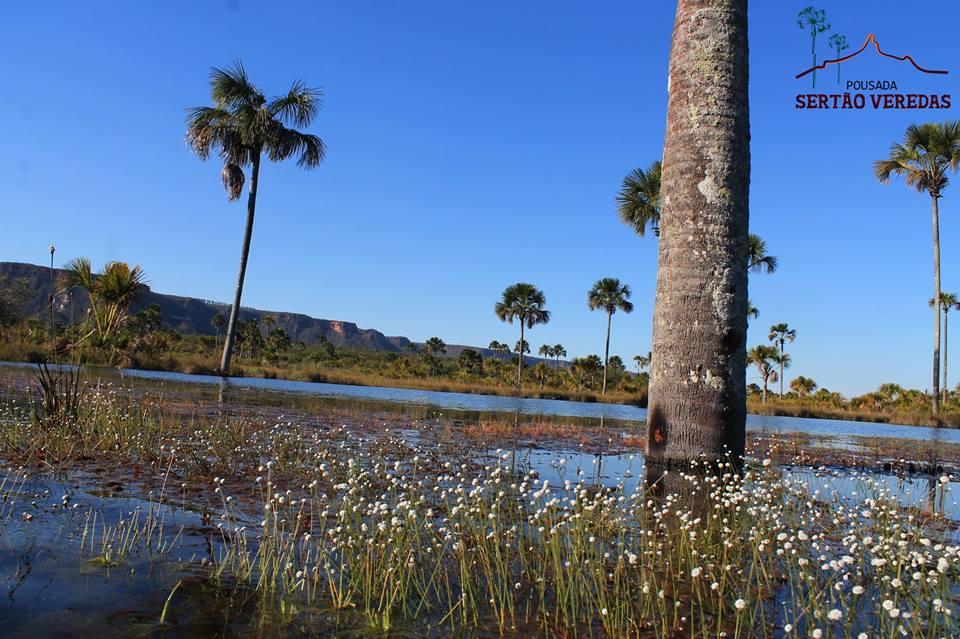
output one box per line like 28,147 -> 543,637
494,283 -> 550,389
875,121 -> 960,416
538,344 -> 554,366
768,323 -> 797,399
748,345 -> 780,404
552,344 -> 567,371
646,0 -> 750,465
488,340 -> 511,357
748,234 -> 778,274
60,258 -> 146,346
790,375 -> 817,397
930,292 -> 960,402
211,312 -> 225,349
617,161 -> 662,236
533,362 -> 549,390
186,61 -> 326,374
587,278 -> 634,395
633,352 -> 651,374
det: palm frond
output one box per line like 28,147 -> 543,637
267,125 -> 326,168
268,81 -> 323,128
616,161 -> 661,237
210,61 -> 264,109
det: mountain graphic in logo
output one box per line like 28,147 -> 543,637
795,33 -> 948,80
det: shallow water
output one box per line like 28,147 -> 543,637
1,361 -> 954,443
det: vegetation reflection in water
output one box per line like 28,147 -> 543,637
0,370 -> 958,637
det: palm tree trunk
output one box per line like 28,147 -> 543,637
517,323 -> 525,390
943,310 -> 949,404
646,0 -> 750,466
778,341 -> 784,400
602,311 -> 612,395
220,151 -> 261,374
932,195 -> 942,417
762,375 -> 767,403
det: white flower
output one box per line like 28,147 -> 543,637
691,567 -> 702,578
827,609 -> 841,621
734,598 -> 746,610
812,629 -> 823,639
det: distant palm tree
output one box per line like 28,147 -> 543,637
488,340 -> 511,357
587,278 -> 634,395
552,344 -> 566,371
538,344 -> 554,365
60,258 -> 146,346
533,362 -> 549,390
633,352 -> 651,374
748,234 -> 778,274
616,161 -> 661,236
768,323 -> 797,398
748,345 -> 780,404
790,375 -> 817,397
186,61 -> 326,374
495,283 -> 550,389
930,292 -> 960,402
875,121 -> 960,416
211,312 -> 225,349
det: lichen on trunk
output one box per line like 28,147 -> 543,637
646,0 -> 751,465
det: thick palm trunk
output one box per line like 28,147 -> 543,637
646,0 -> 750,465
602,312 -> 612,395
220,152 -> 261,373
932,195 -> 941,417
761,376 -> 767,403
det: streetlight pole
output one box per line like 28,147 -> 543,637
48,244 -> 56,361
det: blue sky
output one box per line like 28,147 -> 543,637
1,1 -> 957,396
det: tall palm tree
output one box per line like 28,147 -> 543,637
553,344 -> 566,371
930,292 -> 960,402
875,121 -> 960,417
617,161 -> 662,236
587,278 -> 634,395
748,345 -> 780,404
768,323 -> 797,398
494,283 -> 550,389
186,61 -> 326,374
646,0 -> 750,465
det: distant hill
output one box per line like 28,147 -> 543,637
0,261 -> 552,363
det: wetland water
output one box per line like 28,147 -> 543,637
0,361 -> 959,637
2,361 -> 955,443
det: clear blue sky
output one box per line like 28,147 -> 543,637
1,1 -> 957,396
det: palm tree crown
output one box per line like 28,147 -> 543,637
495,283 -> 550,328
186,61 -> 326,200
616,161 -> 662,237
931,292 -> 960,312
587,278 -> 634,316
874,122 -> 960,199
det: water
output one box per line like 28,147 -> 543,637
1,361 -> 952,443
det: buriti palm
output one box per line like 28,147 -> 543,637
186,62 -> 326,374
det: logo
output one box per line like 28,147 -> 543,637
792,6 -> 951,111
